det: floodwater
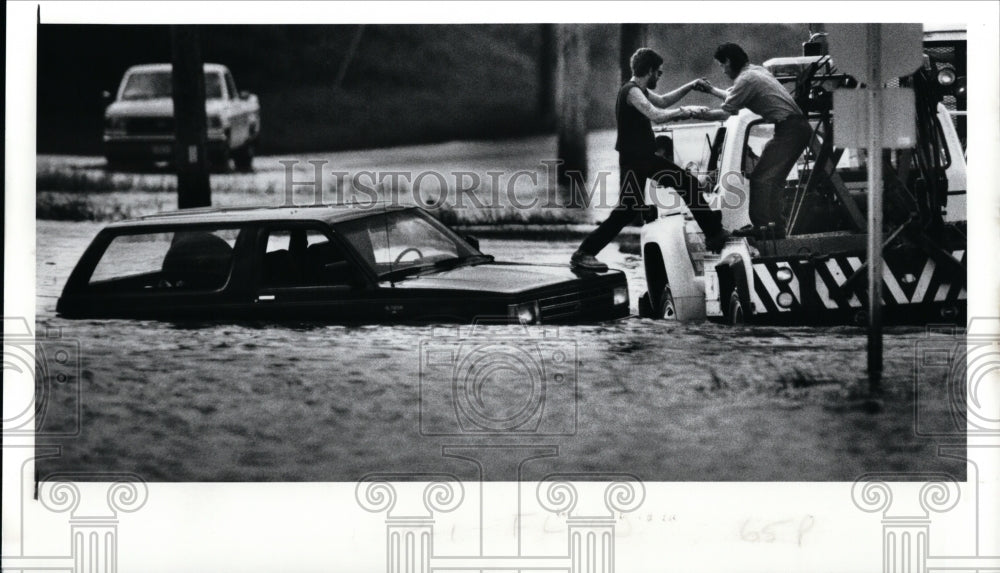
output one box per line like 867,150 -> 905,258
30,220 -> 964,482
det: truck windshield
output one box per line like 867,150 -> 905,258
120,71 -> 225,100
334,209 -> 482,279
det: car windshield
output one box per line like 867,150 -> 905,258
120,71 -> 225,100
333,209 -> 485,279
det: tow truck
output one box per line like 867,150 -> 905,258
638,40 -> 967,325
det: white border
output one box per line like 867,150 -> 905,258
6,2 -> 1000,571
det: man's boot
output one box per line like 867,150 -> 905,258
570,250 -> 609,272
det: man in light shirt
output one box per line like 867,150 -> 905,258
692,42 -> 813,239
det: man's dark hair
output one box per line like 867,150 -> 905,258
630,48 -> 664,77
713,42 -> 750,70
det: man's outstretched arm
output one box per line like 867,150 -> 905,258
693,108 -> 732,121
646,79 -> 701,108
708,86 -> 729,100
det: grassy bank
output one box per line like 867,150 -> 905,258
35,164 -> 593,226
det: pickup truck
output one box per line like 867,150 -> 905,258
103,63 -> 260,171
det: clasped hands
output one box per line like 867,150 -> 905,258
674,78 -> 714,120
677,105 -> 710,120
691,78 -> 714,93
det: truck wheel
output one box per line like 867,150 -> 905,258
728,289 -> 745,325
233,142 -> 255,173
658,284 -> 677,320
722,259 -> 749,325
638,292 -> 654,318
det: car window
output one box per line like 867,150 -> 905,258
120,71 -> 224,100
335,210 -> 477,276
260,228 -> 357,288
89,228 -> 240,291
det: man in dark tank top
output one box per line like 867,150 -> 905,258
571,48 -> 728,272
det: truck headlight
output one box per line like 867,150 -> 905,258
508,301 -> 539,324
936,65 -> 957,87
613,286 -> 629,306
208,115 -> 223,129
105,116 -> 125,130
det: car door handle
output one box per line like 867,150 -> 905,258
257,294 -> 276,302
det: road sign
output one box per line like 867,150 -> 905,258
828,24 -> 924,84
833,88 -> 917,149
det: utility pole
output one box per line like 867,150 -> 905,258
620,24 -> 645,83
538,24 -> 555,131
171,25 -> 211,209
555,24 -> 589,197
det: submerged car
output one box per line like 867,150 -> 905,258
57,205 -> 629,323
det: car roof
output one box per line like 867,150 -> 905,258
125,63 -> 229,74
106,203 -> 412,229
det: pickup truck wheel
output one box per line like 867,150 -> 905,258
210,137 -> 233,173
638,291 -> 654,318
233,143 -> 254,173
658,284 -> 677,320
721,258 -> 749,326
728,289 -> 745,325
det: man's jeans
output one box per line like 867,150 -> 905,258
748,117 -> 813,230
578,155 -> 723,256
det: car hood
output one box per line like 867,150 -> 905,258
387,262 -> 617,294
106,99 -> 228,117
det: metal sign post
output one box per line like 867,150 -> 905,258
866,24 -> 884,394
830,23 -> 923,396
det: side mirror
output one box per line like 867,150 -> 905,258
463,235 -> 480,250
101,90 -> 113,102
239,90 -> 251,100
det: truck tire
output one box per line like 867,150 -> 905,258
728,288 -> 746,325
722,259 -> 749,326
638,292 -> 654,318
658,284 -> 677,320
233,142 -> 254,173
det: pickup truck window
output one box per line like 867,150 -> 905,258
121,71 -> 225,101
225,71 -> 238,100
743,120 -> 868,182
89,228 -> 240,291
